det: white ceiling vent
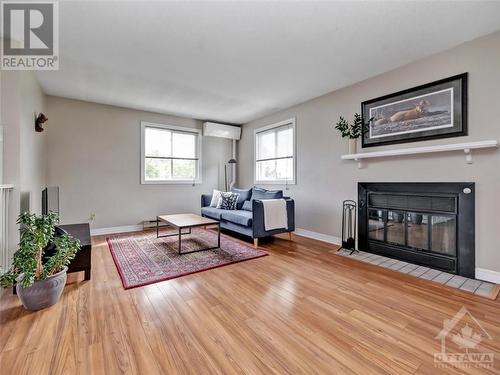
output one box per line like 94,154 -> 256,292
203,122 -> 241,140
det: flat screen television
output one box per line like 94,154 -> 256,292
42,186 -> 59,215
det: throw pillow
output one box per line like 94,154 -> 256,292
230,187 -> 252,209
251,187 -> 283,201
216,192 -> 239,210
210,189 -> 222,207
242,200 -> 253,211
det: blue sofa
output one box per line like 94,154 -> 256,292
201,187 -> 295,247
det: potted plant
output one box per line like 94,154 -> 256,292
334,113 -> 366,154
0,212 -> 80,310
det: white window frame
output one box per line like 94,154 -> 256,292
141,121 -> 202,184
254,117 -> 296,185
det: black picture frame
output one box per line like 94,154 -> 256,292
361,73 -> 468,148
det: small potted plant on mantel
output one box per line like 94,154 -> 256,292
334,113 -> 365,154
0,212 -> 80,311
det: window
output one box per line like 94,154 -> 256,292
141,122 -> 201,184
254,118 -> 295,184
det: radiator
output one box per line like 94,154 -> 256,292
0,184 -> 14,273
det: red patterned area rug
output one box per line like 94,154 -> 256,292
107,228 -> 268,289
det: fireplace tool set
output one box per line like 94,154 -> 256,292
340,200 -> 357,254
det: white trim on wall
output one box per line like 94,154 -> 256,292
294,227 -> 342,246
92,223 -> 343,245
90,224 -> 500,283
91,224 -> 143,236
294,229 -> 500,284
475,268 -> 500,284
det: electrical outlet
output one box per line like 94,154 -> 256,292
89,213 -> 96,222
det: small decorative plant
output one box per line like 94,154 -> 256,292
334,113 -> 365,139
334,113 -> 373,154
0,212 -> 80,289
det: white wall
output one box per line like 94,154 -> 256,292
0,70 -> 21,256
238,31 -> 500,273
0,67 -> 47,257
19,73 -> 47,215
46,97 -> 232,229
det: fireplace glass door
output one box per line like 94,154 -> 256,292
367,208 -> 457,256
368,209 -> 385,242
431,215 -> 456,256
387,211 -> 405,246
407,213 -> 429,250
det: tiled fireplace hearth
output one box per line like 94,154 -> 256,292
358,182 -> 475,278
335,248 -> 498,299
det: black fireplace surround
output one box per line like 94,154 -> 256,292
358,183 -> 475,278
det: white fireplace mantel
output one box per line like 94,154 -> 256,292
341,140 -> 499,169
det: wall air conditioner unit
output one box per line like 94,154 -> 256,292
203,122 -> 241,140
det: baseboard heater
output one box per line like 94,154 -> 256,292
143,219 -> 170,230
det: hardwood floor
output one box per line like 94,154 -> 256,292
1,232 -> 499,374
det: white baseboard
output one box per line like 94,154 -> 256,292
295,228 -> 342,246
476,268 -> 500,284
90,224 -> 498,284
91,224 -> 343,245
91,224 -> 143,236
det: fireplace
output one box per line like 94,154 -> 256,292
358,183 -> 475,278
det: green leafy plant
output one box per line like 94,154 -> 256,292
334,113 -> 369,139
0,212 -> 80,288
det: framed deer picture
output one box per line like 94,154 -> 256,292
361,73 -> 467,148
